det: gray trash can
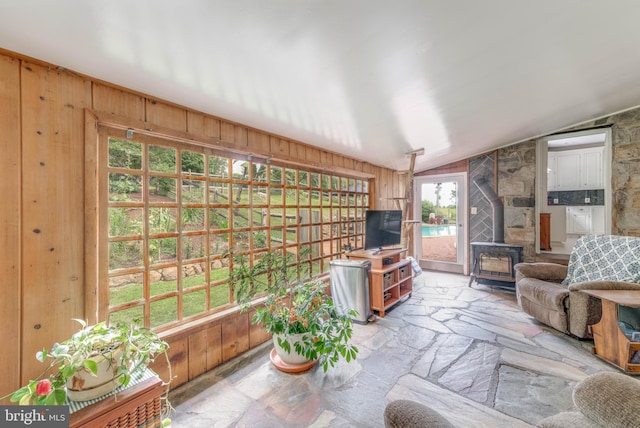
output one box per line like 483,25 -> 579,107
329,259 -> 372,324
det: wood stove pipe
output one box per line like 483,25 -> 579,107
472,176 -> 505,243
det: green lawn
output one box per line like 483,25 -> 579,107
109,269 -> 230,326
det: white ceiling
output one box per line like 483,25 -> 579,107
2,1 -> 640,172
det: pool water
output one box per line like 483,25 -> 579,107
422,224 -> 457,236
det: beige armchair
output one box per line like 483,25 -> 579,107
515,234 -> 640,338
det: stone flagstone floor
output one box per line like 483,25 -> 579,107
168,271 -> 616,427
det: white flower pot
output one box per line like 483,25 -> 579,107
272,333 -> 311,365
66,348 -> 125,401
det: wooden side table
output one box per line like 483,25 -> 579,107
539,213 -> 551,251
70,371 -> 166,428
581,289 -> 640,374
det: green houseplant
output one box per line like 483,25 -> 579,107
229,250 -> 359,372
8,319 -> 170,406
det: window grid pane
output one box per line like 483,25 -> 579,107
105,137 -> 368,329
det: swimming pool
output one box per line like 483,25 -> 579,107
422,224 -> 457,236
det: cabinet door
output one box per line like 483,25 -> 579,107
547,152 -> 557,191
548,205 -> 566,242
555,153 -> 581,190
591,206 -> 605,234
582,149 -> 604,189
567,207 -> 591,234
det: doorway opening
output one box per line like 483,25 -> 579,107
414,173 -> 467,274
536,128 -> 612,255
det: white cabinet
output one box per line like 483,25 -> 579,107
555,152 -> 581,191
567,206 -> 591,234
547,147 -> 604,191
566,206 -> 606,235
582,149 -> 604,189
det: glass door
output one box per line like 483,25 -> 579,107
414,173 -> 467,274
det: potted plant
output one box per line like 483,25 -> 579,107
229,250 -> 359,372
7,318 -> 170,405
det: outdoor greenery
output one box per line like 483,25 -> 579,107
421,182 -> 457,224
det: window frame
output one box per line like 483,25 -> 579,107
86,119 -> 372,331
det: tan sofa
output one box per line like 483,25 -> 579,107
514,234 -> 640,338
384,372 -> 640,428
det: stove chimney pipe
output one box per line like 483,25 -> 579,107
473,176 -> 504,243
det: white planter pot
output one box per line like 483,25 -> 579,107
272,333 -> 311,365
66,348 -> 125,401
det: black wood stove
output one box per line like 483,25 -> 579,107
469,176 -> 524,287
468,242 -> 523,287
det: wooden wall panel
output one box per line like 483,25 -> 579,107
249,322 -> 271,348
188,330 -> 209,380
270,136 -> 289,158
248,129 -> 270,155
220,121 -> 236,143
235,125 -> 248,149
20,62 -> 90,383
221,313 -> 250,362
342,156 -> 355,171
205,324 -> 223,370
305,146 -> 321,165
186,111 -> 223,141
414,159 -> 468,176
319,150 -> 330,166
91,83 -> 145,121
289,142 -> 305,162
248,307 -> 271,347
332,154 -> 344,169
186,111 -> 206,136
146,99 -> 187,131
152,337 -> 188,386
0,54 -> 21,401
204,116 -> 221,139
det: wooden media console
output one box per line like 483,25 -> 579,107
346,248 -> 412,317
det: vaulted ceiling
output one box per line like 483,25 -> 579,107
2,1 -> 640,172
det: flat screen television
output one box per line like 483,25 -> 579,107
364,210 -> 403,251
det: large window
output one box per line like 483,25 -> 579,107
102,134 -> 369,330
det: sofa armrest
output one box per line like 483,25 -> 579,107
567,280 -> 640,292
384,400 -> 454,428
573,372 -> 640,428
515,263 -> 568,283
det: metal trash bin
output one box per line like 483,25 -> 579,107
329,259 -> 372,324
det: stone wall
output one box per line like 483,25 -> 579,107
497,141 -> 537,261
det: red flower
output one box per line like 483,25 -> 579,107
35,379 -> 52,396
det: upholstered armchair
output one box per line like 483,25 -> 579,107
515,235 -> 640,338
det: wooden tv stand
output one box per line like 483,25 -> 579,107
346,248 -> 412,317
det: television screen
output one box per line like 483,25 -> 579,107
364,210 -> 403,250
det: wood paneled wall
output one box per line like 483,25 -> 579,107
0,49 -> 403,400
